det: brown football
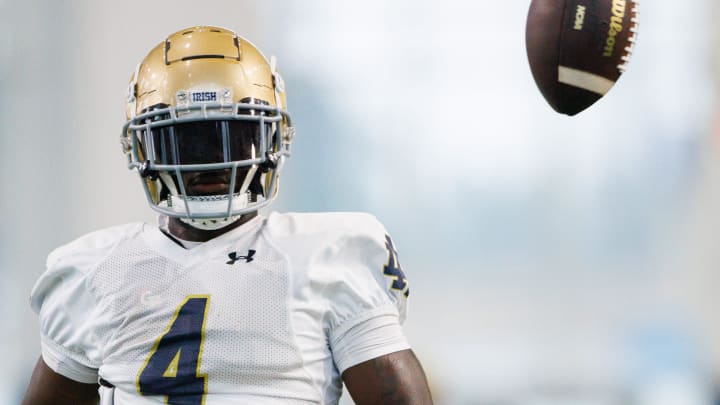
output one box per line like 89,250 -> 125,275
526,0 -> 638,115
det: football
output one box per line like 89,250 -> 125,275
525,0 -> 638,115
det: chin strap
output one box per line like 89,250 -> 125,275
164,192 -> 249,230
179,215 -> 242,231
157,208 -> 241,232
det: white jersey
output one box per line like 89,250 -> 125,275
30,212 -> 411,404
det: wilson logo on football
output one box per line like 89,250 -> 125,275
603,0 -> 627,57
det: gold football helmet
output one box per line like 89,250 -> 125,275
121,26 -> 294,229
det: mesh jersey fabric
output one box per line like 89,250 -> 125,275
30,212 -> 410,404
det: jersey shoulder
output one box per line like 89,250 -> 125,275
262,212 -> 395,278
263,211 -> 409,321
32,223 -> 144,312
45,222 -> 144,273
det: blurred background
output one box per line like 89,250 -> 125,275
2,0 -> 720,403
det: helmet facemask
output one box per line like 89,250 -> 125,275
124,98 -> 290,230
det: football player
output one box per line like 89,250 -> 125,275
22,26 -> 432,405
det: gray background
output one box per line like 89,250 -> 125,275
3,1 -> 720,404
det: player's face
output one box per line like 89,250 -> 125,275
147,120 -> 262,196
180,169 -> 247,196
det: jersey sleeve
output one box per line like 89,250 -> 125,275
322,215 -> 411,373
30,235 -> 115,384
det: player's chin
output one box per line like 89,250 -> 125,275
182,169 -> 252,196
186,183 -> 231,196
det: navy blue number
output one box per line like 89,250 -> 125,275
383,235 -> 409,297
137,296 -> 210,405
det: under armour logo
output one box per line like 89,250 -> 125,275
227,249 -> 256,265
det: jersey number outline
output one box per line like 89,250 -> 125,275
383,235 -> 409,297
137,295 -> 210,405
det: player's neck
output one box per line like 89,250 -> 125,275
167,212 -> 259,243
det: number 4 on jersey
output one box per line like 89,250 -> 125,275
137,295 -> 210,405
383,235 -> 409,297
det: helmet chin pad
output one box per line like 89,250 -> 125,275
179,215 -> 242,231
160,191 -> 250,224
